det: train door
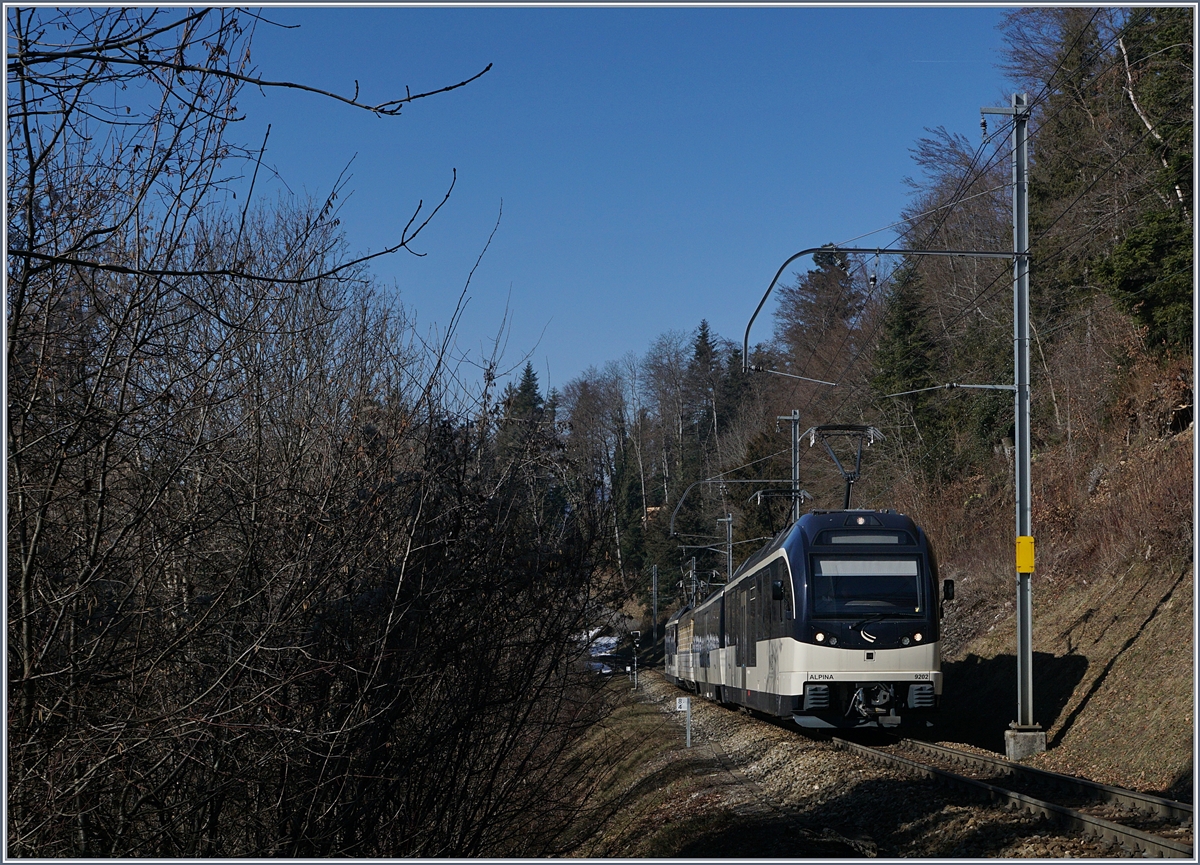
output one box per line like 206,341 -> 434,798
736,585 -> 748,691
764,564 -> 778,693
720,593 -> 734,699
747,579 -> 758,669
665,622 -> 677,679
679,617 -> 695,681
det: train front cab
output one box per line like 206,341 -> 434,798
789,510 -> 953,729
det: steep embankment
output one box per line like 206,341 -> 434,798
563,675 -> 1139,858
606,361 -> 1193,850
934,415 -> 1193,798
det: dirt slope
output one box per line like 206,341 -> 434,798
935,424 -> 1193,798
563,675 -> 1141,858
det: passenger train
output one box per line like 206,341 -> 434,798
664,508 -> 954,728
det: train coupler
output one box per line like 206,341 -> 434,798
847,683 -> 897,721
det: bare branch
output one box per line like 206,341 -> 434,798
13,51 -> 493,117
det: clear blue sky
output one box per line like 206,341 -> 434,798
243,6 -> 1016,393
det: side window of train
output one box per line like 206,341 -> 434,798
772,562 -> 783,632
748,578 -> 756,648
765,561 -> 777,638
709,607 -> 717,664
701,606 -> 714,667
745,581 -> 754,652
726,592 -> 736,658
737,586 -> 747,667
758,570 -> 769,639
764,569 -> 774,631
783,559 -> 794,620
776,559 -> 793,634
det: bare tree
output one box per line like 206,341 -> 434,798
9,8 -> 618,857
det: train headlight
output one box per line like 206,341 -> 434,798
815,632 -> 825,642
900,636 -> 911,646
827,636 -> 838,647
914,632 -> 924,643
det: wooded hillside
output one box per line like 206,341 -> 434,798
551,7 -> 1192,625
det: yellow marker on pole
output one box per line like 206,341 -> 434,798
1016,535 -> 1035,573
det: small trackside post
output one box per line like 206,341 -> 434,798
677,696 -> 691,748
632,631 -> 640,690
652,565 -> 658,648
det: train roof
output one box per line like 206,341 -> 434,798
793,508 -> 920,541
665,605 -> 690,626
729,522 -> 793,583
669,508 -> 923,618
728,509 -> 921,583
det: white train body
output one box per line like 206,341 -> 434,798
665,509 -> 951,728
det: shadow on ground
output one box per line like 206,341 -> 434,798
932,652 -> 1089,752
620,752 -> 727,805
1164,765 -> 1193,804
672,774 -> 1056,858
673,811 -> 867,858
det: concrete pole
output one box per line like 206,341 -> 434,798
717,514 -> 733,583
791,410 -> 801,522
652,564 -> 658,647
777,410 -> 801,522
726,514 -> 733,582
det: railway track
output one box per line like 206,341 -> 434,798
831,735 -> 1193,858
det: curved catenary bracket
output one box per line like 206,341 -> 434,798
742,245 -> 1021,374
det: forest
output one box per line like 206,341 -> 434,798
6,6 -> 1192,857
550,7 -> 1191,612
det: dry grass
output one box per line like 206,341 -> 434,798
919,350 -> 1194,798
555,682 -> 737,857
557,682 -> 864,858
561,676 -> 1139,858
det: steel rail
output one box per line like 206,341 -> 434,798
895,738 -> 1193,823
831,737 -> 1193,859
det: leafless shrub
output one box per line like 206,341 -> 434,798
8,8 -> 615,857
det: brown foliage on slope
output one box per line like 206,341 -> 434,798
915,343 -> 1192,796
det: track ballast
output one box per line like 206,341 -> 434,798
832,735 -> 1193,858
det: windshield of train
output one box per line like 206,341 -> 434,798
811,556 -> 923,617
